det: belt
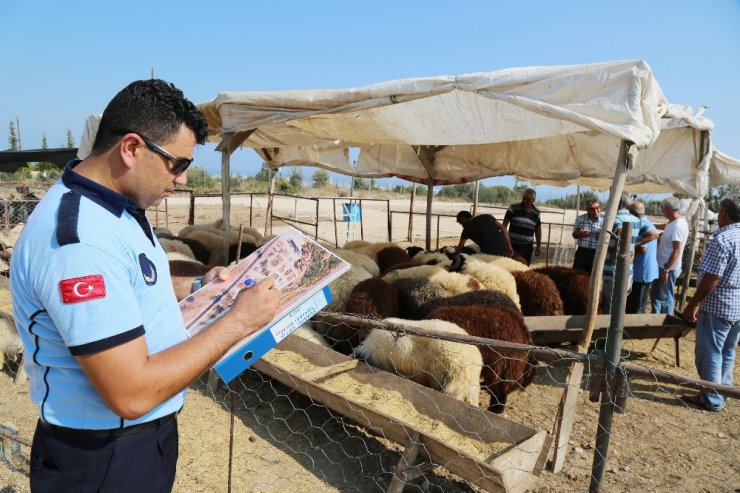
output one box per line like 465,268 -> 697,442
577,246 -> 596,251
39,411 -> 177,439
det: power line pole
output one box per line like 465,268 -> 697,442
16,117 -> 22,150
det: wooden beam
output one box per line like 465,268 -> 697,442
550,139 -> 633,473
473,180 -> 481,216
412,145 -> 437,251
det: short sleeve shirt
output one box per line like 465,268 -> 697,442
657,217 -> 688,272
697,223 -> 740,320
10,162 -> 187,429
603,210 -> 640,283
632,216 -> 659,283
573,213 -> 604,249
461,214 -> 508,256
504,203 -> 541,246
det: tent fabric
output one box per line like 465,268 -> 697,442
709,148 -> 740,188
197,60 -> 716,198
0,148 -> 78,173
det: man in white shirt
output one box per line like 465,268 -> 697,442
651,197 -> 688,315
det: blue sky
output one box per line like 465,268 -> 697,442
1,1 -> 738,200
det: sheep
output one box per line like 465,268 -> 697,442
382,265 -> 482,297
376,246 -> 412,276
287,323 -> 331,348
325,278 -> 399,354
352,242 -> 402,263
533,266 -> 600,315
331,249 -> 380,277
405,246 -> 424,258
471,254 -> 529,273
174,237 -> 210,264
438,245 -> 479,258
392,277 -> 447,320
325,266 -> 373,313
513,271 -> 564,316
411,251 -> 452,268
342,240 -> 371,250
166,251 -> 204,264
448,254 -> 520,309
228,241 -> 258,263
154,227 -> 175,238
168,260 -> 211,278
179,229 -> 228,266
418,290 -> 519,319
0,312 -> 22,371
179,219 -> 262,245
355,318 -> 483,406
159,237 -> 196,260
425,305 -> 537,413
256,234 -> 277,248
511,252 -> 529,266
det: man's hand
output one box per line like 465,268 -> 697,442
659,269 -> 669,284
683,300 -> 699,323
203,266 -> 231,285
227,277 -> 280,337
535,245 -> 541,256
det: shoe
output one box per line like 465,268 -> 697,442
680,394 -> 722,412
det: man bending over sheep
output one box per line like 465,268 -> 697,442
456,211 -> 513,257
10,80 -> 279,492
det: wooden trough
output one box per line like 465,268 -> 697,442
524,313 -> 692,366
252,335 -> 550,493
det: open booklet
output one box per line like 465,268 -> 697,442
179,226 -> 350,383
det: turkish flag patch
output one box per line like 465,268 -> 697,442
59,275 -> 107,304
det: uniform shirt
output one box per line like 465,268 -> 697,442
10,161 -> 187,430
632,216 -> 659,283
573,212 -> 604,249
603,209 -> 640,283
697,222 -> 740,320
461,214 -> 508,256
656,217 -> 688,273
504,203 -> 541,246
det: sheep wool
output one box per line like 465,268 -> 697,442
392,277 -> 446,321
331,249 -> 380,277
376,246 -> 412,276
355,318 -> 483,406
449,255 -> 520,309
418,290 -> 519,319
513,271 -> 564,316
471,254 -> 530,273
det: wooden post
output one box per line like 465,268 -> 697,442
550,140 -> 633,473
188,191 -> 195,226
678,130 -> 710,310
333,198 -> 339,247
472,180 -> 480,216
221,148 -> 232,264
265,170 -> 277,236
425,183 -> 434,251
408,184 -> 417,242
575,185 -> 581,217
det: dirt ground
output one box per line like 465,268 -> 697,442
1,196 -> 737,492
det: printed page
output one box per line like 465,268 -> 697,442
180,227 -> 350,337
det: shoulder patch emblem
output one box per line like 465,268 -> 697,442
139,253 -> 157,286
59,275 -> 106,304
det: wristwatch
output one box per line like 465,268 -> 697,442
191,276 -> 204,293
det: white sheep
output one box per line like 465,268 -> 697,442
158,237 -> 196,260
355,318 -> 483,406
382,265 -> 482,297
331,249 -> 381,277
411,251 -> 452,268
287,323 -> 331,348
179,219 -> 261,246
0,311 -> 22,369
342,240 -> 371,250
352,242 -> 401,263
449,254 -> 521,309
166,251 -> 204,264
472,253 -> 529,273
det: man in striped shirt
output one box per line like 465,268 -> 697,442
572,198 -> 604,273
503,188 -> 541,265
682,196 -> 740,412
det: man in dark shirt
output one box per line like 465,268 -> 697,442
456,211 -> 513,256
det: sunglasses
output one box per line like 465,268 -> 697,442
587,206 -> 600,212
137,133 -> 193,175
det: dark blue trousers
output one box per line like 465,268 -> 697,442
30,418 -> 178,493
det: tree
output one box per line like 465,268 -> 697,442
288,168 -> 303,190
312,169 -> 329,188
66,128 -> 75,148
186,166 -> 217,189
709,185 -> 740,211
255,162 -> 271,183
41,133 -> 48,149
8,120 -> 18,150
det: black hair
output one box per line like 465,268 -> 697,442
719,196 -> 740,222
456,210 -> 472,221
91,79 -> 208,155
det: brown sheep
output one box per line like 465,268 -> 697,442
176,236 -> 211,265
392,277 -> 446,320
513,271 -> 564,316
533,266 -> 602,315
376,246 -> 412,276
325,278 -> 399,355
425,305 -> 537,413
168,260 -> 212,278
418,289 -> 519,319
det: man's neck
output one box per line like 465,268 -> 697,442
74,156 -> 122,195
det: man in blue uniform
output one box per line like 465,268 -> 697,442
10,79 -> 279,492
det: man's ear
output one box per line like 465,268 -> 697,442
118,134 -> 142,170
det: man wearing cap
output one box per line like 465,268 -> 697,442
682,196 -> 740,411
625,201 -> 659,313
456,210 -> 513,257
651,197 -> 688,315
10,80 -> 279,492
503,188 -> 542,265
572,198 -> 604,273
